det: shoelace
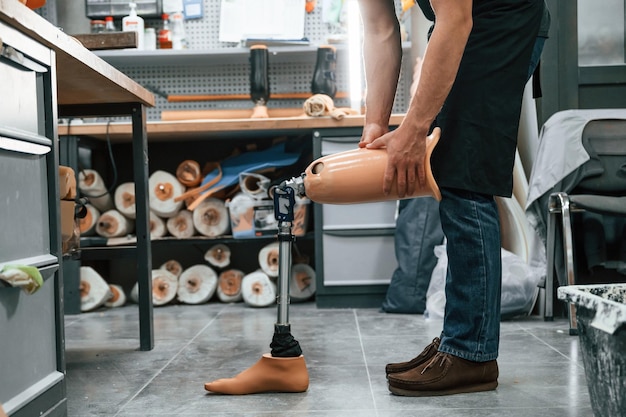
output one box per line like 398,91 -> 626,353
419,338 -> 440,356
421,352 -> 451,375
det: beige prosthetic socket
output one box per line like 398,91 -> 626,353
204,353 -> 309,395
304,127 -> 442,204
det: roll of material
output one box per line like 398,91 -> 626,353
290,263 -> 316,302
241,270 -> 276,308
80,266 -> 112,312
193,198 -> 230,237
59,165 -> 77,200
217,269 -> 244,303
105,284 -> 127,308
149,170 -> 186,218
176,160 -> 202,187
78,203 -> 100,236
258,242 -> 280,278
239,172 -> 271,200
96,209 -> 135,238
151,269 -> 179,306
166,209 -> 196,238
177,264 -> 218,304
160,259 -> 183,278
149,210 -> 167,238
204,243 -> 231,268
114,182 -> 136,219
78,168 -> 114,212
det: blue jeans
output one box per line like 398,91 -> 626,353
438,188 -> 502,362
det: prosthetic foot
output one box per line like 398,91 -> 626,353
204,353 -> 309,395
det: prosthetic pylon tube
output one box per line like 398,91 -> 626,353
304,127 -> 442,204
204,186 -> 309,395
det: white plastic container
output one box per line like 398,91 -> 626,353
169,11 -> 187,50
122,2 -> 144,50
144,27 -> 156,50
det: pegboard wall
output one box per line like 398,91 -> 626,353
50,0 -> 414,121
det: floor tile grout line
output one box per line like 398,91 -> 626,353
522,326 -> 586,370
63,313 -> 89,327
112,304 -> 231,417
353,309 -> 380,417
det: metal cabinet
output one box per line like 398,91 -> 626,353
0,20 -> 66,417
312,129 -> 398,308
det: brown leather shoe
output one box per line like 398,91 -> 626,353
387,352 -> 498,397
385,337 -> 440,377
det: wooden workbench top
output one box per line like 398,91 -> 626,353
0,0 -> 154,107
58,114 -> 407,142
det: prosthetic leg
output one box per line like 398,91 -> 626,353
311,45 -> 337,99
204,128 -> 441,395
249,45 -> 270,119
204,186 -> 309,395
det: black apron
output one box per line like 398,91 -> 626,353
430,0 -> 543,197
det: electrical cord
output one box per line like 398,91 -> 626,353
67,118 -> 119,201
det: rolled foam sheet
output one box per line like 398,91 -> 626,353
160,259 -> 183,278
78,168 -> 114,211
166,209 -> 196,238
258,242 -> 280,278
148,170 -> 186,218
176,264 -> 218,304
96,209 -> 135,238
217,269 -> 244,303
78,203 -> 100,236
105,284 -> 127,307
80,266 -> 112,312
239,172 -> 271,199
114,182 -> 136,219
149,210 -> 167,238
241,270 -> 276,308
176,159 -> 202,187
204,243 -> 231,268
151,269 -> 179,306
290,263 -> 316,302
192,198 -> 230,237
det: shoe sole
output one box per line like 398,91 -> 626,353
388,381 -> 498,397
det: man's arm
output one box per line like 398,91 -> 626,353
357,0 -> 402,145
367,0 -> 473,197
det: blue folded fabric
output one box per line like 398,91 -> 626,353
199,142 -> 301,192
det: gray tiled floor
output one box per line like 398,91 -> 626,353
64,302 -> 593,417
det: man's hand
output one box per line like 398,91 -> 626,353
359,123 -> 389,148
366,123 -> 428,198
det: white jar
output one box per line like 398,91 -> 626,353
144,27 -> 156,50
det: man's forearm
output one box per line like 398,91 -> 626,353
359,0 -> 402,129
403,0 -> 473,135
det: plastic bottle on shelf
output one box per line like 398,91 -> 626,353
170,11 -> 188,50
90,19 -> 106,33
158,13 -> 173,49
122,2 -> 145,50
104,16 -> 117,32
144,27 -> 157,50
